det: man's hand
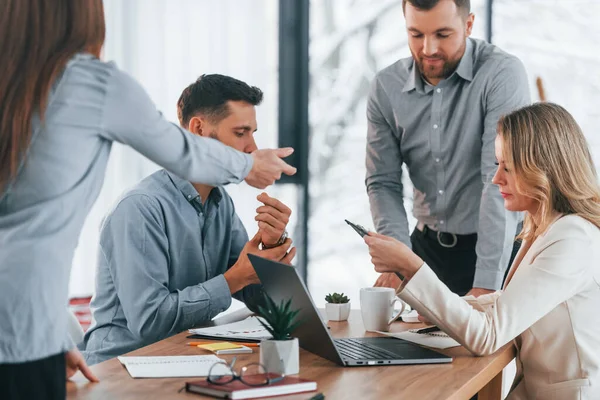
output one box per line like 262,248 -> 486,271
65,348 -> 99,382
224,232 -> 296,294
374,272 -> 402,289
255,192 -> 291,246
465,287 -> 495,297
245,148 -> 297,189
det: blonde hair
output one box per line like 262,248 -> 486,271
498,102 -> 600,241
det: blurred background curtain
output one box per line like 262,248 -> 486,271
68,0 -> 286,297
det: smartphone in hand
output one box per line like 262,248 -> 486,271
346,219 -> 405,280
344,219 -> 369,237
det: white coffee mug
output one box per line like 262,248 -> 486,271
360,287 -> 407,332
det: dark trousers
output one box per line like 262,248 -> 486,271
410,226 -> 521,296
0,352 -> 66,400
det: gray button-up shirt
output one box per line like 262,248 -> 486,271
366,38 -> 530,290
0,54 -> 253,363
80,170 -> 260,365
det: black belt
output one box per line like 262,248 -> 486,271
419,225 -> 477,249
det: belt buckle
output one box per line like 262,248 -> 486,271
437,231 -> 457,248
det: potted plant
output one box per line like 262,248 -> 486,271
256,293 -> 303,375
325,292 -> 351,321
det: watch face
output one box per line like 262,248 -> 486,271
260,231 -> 288,250
278,231 -> 288,244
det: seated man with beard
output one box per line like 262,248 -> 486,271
80,74 -> 295,364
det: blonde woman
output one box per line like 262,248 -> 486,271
364,102 -> 600,399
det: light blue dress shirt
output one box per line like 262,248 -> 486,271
80,170 -> 260,365
366,38 -> 531,290
0,54 -> 253,363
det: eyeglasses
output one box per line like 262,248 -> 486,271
207,357 -> 285,387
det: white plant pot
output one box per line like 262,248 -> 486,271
325,302 -> 351,321
259,338 -> 299,375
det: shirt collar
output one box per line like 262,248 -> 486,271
166,171 -> 223,205
404,62 -> 436,94
402,62 -> 420,93
454,38 -> 474,82
402,38 -> 474,93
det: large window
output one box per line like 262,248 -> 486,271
493,0 -> 600,166
71,1 -> 600,311
69,0 -> 292,297
307,0 -> 495,307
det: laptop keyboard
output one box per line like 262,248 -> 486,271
334,338 -> 402,360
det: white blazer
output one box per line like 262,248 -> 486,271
399,215 -> 600,399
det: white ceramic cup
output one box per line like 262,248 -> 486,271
359,287 -> 407,332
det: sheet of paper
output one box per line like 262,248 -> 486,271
377,330 -> 461,349
400,309 -> 421,323
188,316 -> 273,341
117,355 -> 223,378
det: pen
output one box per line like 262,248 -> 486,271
308,392 -> 325,400
415,326 -> 441,334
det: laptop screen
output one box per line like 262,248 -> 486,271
248,254 -> 344,365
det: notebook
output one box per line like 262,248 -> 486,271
185,374 -> 317,399
117,355 -> 223,378
377,329 -> 460,349
188,316 -> 272,342
407,327 -> 450,337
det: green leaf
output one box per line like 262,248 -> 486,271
325,292 -> 350,303
255,293 -> 303,340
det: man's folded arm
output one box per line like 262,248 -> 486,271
227,212 -> 264,313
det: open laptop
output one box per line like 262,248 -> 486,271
248,254 -> 452,367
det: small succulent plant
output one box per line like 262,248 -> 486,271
325,292 -> 350,304
256,293 -> 303,341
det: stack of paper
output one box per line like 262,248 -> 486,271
117,355 -> 223,378
189,316 -> 272,341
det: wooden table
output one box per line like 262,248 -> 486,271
68,309 -> 515,399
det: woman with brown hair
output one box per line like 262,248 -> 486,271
365,102 -> 600,399
0,1 -> 295,397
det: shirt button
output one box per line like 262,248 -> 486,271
187,195 -> 192,199
433,124 -> 439,129
436,88 -> 442,93
438,190 -> 444,195
440,220 -> 445,225
435,158 -> 440,163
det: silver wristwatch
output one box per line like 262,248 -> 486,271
260,230 -> 288,249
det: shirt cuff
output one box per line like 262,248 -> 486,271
472,268 -> 505,291
240,153 -> 253,181
396,263 -> 463,330
202,275 -> 233,316
396,263 -> 439,303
